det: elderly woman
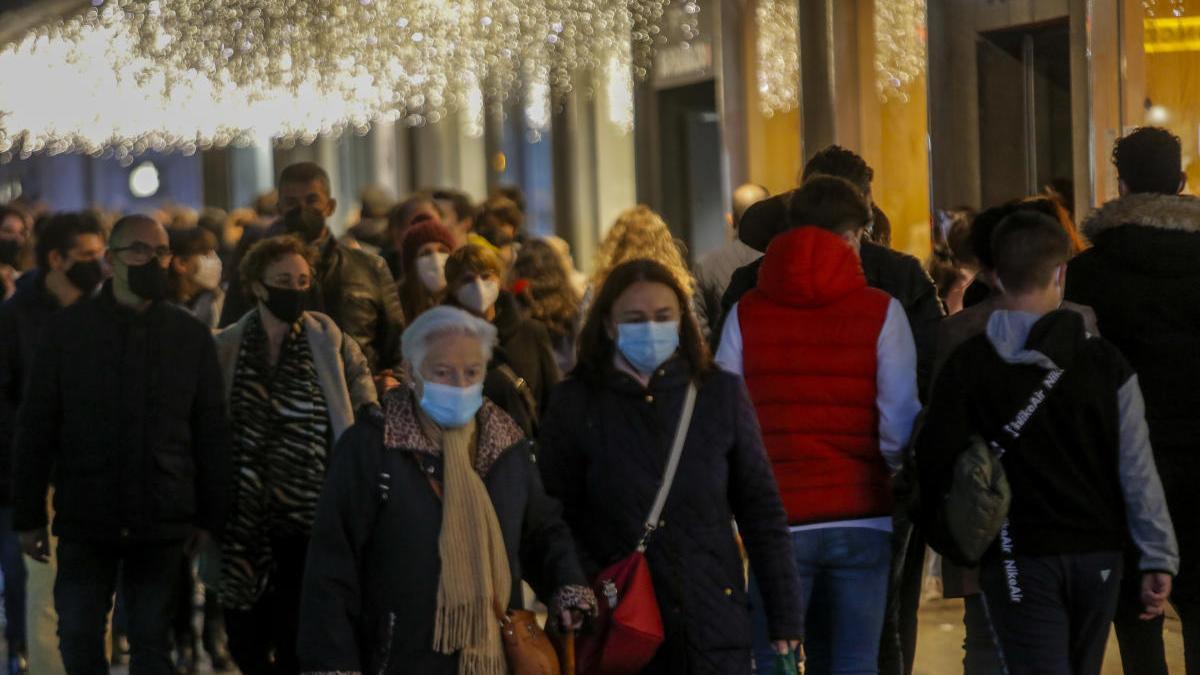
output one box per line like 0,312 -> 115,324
215,235 -> 377,675
298,306 -> 593,675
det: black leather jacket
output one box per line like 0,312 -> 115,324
222,237 -> 406,373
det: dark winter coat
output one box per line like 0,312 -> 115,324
720,242 -> 942,399
492,291 -> 561,416
1067,193 -> 1200,459
297,389 -> 588,675
0,272 -> 61,506
1066,192 -> 1200,602
538,360 -> 803,674
12,283 -> 232,542
221,236 -> 406,374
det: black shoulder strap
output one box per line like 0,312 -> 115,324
495,363 -> 539,430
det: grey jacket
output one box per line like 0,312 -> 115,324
215,311 -> 378,441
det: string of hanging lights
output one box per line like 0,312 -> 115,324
0,0 -> 673,162
1143,0 -> 1187,17
754,0 -> 926,115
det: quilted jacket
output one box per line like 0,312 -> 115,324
538,360 -> 803,674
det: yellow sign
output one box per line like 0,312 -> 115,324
1145,17 -> 1200,53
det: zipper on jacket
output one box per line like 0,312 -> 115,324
374,612 -> 396,675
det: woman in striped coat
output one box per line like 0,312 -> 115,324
213,235 -> 377,675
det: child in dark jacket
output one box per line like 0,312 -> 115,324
914,211 -> 1178,675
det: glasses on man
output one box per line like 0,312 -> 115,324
111,242 -> 173,265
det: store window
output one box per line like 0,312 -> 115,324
1141,0 -> 1200,192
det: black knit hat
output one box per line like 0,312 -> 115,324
737,192 -> 791,252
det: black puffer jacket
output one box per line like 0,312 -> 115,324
12,284 -> 232,541
0,272 -> 61,506
221,236 -> 406,373
538,360 -> 802,675
298,390 -> 588,675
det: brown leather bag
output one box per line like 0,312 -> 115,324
497,604 -> 561,675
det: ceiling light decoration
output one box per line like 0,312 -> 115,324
874,0 -> 926,102
754,0 -> 798,115
0,0 -> 674,160
753,0 -> 925,115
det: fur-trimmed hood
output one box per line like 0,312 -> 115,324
1082,192 -> 1200,240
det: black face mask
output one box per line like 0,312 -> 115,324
0,239 -> 20,267
64,259 -> 105,295
282,207 -> 327,243
261,285 -> 306,324
126,259 -> 168,302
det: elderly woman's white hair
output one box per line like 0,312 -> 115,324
401,305 -> 498,376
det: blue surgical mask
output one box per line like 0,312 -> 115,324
419,381 -> 484,428
616,321 -> 680,375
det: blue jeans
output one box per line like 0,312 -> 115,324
793,527 -> 892,675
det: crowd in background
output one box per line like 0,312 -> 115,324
0,127 -> 1193,675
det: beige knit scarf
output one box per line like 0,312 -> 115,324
423,415 -> 513,675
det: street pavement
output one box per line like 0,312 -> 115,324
99,597 -> 1185,674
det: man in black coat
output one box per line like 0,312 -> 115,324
13,215 -> 231,675
220,162 -> 406,382
0,213 -> 107,674
722,146 -> 942,675
1065,126 -> 1200,673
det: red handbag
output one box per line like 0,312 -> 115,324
575,385 -> 698,675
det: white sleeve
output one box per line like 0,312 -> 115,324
876,299 -> 921,472
714,303 -> 745,377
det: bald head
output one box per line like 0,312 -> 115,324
110,214 -> 166,249
732,184 -> 770,231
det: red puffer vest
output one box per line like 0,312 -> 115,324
738,226 -> 894,525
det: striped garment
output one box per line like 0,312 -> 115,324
221,312 -> 331,611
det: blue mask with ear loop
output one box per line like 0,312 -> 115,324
616,321 -> 681,374
419,381 -> 484,428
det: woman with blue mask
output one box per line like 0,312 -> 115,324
538,259 -> 804,675
298,305 -> 594,675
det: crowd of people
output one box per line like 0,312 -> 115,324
0,126 -> 1194,675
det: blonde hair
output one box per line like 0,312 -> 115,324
591,205 -> 693,296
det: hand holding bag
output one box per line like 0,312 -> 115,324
499,602 -> 561,675
575,384 -> 698,675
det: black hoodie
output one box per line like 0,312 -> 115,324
915,309 -> 1177,573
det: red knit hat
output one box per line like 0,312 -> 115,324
401,221 -> 457,272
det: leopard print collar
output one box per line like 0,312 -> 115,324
380,386 -> 525,476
